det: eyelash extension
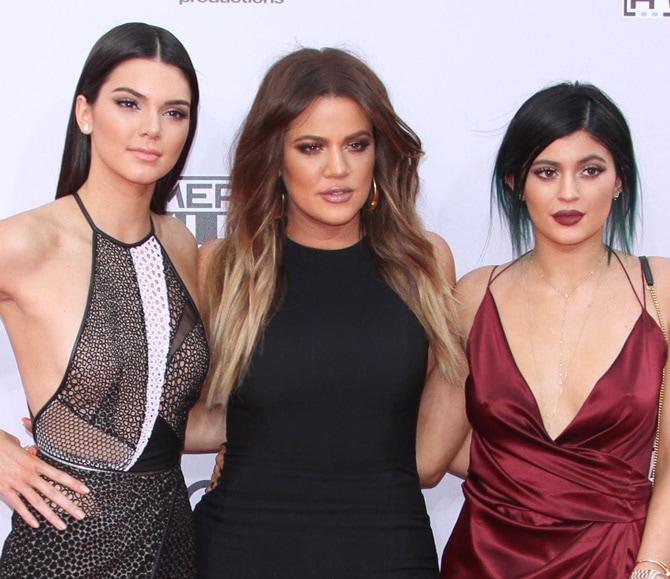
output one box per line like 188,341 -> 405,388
582,164 -> 606,176
349,139 -> 371,151
115,98 -> 139,109
165,108 -> 189,120
297,143 -> 322,154
532,167 -> 557,179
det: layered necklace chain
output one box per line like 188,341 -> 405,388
526,251 -> 608,434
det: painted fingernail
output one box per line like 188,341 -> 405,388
74,509 -> 86,520
80,485 -> 90,494
56,520 -> 67,531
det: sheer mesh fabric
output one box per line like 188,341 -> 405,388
160,253 -> 209,443
33,232 -> 208,472
35,235 -> 150,470
0,460 -> 196,578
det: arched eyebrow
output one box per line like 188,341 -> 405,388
290,129 -> 373,143
111,86 -> 191,108
531,153 -> 609,167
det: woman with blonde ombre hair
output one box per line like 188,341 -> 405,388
193,47 -> 468,578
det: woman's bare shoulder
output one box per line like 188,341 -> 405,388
456,264 -> 500,301
197,236 -> 226,276
645,255 -> 670,277
614,253 -> 670,291
644,255 -> 670,301
198,237 -> 223,261
0,202 -> 66,266
0,200 -> 76,299
424,231 -> 456,283
153,213 -> 198,256
455,262 -> 513,335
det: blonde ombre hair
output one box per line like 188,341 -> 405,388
205,48 -> 463,406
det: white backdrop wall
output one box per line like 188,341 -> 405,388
1,0 -> 668,556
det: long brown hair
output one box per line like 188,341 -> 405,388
205,47 -> 463,405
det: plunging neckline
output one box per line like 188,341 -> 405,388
483,289 -> 648,443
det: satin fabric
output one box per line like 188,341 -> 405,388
441,273 -> 667,578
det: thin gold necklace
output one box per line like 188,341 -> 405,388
526,252 -> 608,434
528,252 -> 607,302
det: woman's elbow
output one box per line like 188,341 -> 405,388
417,454 -> 449,488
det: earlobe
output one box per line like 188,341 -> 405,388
75,95 -> 91,134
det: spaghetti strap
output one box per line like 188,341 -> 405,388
486,265 -> 499,286
488,254 -> 527,287
72,192 -> 97,231
611,252 -> 645,308
72,192 -> 155,243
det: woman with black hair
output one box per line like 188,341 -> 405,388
434,83 -> 670,578
0,23 -> 209,578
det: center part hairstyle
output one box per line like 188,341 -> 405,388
55,22 -> 200,214
493,82 -> 638,256
205,47 -> 464,406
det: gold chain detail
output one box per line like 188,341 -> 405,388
648,281 -> 668,486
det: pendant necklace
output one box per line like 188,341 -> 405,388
526,251 -> 608,435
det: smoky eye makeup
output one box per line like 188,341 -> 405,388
295,141 -> 323,154
531,167 -> 559,180
164,107 -> 190,120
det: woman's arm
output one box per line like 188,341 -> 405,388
416,353 -> 469,487
183,399 -> 226,454
0,212 -> 91,529
446,430 -> 472,480
415,233 -> 470,487
416,250 -> 494,487
631,256 -> 670,577
183,239 -> 227,454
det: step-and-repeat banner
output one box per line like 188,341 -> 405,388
1,0 -> 668,553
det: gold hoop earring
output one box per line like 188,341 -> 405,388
363,178 -> 379,212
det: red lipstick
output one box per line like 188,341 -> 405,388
552,210 -> 584,226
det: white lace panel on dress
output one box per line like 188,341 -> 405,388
125,237 -> 171,470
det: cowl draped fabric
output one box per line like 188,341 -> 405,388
441,280 -> 667,578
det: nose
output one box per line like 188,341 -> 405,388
325,148 -> 349,177
139,110 -> 161,139
558,175 -> 579,201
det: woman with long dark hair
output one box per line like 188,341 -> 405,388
0,23 -> 209,577
194,47 -> 468,578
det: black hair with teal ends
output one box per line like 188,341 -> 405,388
492,82 -> 638,256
